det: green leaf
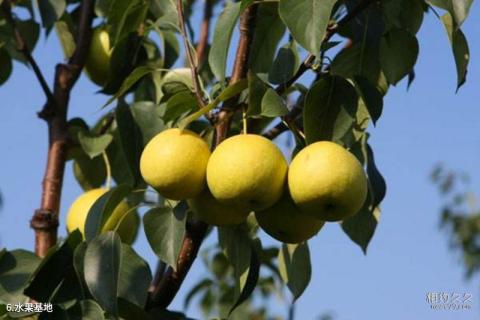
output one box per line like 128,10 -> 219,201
269,41 -> 301,85
218,228 -> 260,315
38,0 -> 66,29
354,76 -> 383,125
0,250 -> 40,305
78,300 -> 105,319
247,72 -> 269,117
304,75 -> 358,144
441,12 -> 469,90
249,4 -> 286,74
427,0 -> 473,27
118,244 -> 152,307
366,144 -> 386,208
24,231 -> 83,303
107,0 -> 149,45
95,0 -> 113,17
73,153 -> 107,191
382,0 -> 424,34
103,66 -> 155,108
163,91 -> 198,125
55,20 -> 76,59
115,101 -> 144,187
261,88 -> 288,117
84,185 -> 132,241
84,232 -> 122,317
208,2 -> 241,84
278,242 -> 311,301
178,79 -> 248,129
379,29 -> 419,85
279,0 -> 337,55
0,49 -> 12,85
118,298 -> 152,320
78,131 -> 113,159
130,102 -> 165,145
143,203 -> 188,270
342,191 -> 381,254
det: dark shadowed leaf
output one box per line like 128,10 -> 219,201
0,250 -> 40,304
249,4 -> 286,74
116,101 -> 144,187
118,244 -> 152,307
240,0 -> 255,12
342,190 -> 381,254
0,49 -> 12,85
269,41 -> 300,85
279,0 -> 337,54
366,144 -> 387,208
304,75 -> 358,144
107,0 -> 149,45
73,153 -> 107,191
84,232 -> 122,317
218,228 -> 260,315
379,29 -> 419,85
382,0 -> 424,34
24,231 -> 83,303
354,76 -> 383,125
441,13 -> 469,90
78,300 -> 105,319
247,72 -> 269,117
84,184 -> 132,241
209,2 -> 241,84
278,242 -> 311,301
143,203 -> 188,270
38,0 -> 66,29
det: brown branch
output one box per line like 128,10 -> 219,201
215,5 -> 258,145
196,0 -> 214,65
177,0 -> 207,108
147,6 -> 259,311
31,0 -> 95,258
1,0 -> 53,102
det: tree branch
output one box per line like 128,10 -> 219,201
31,0 -> 95,258
196,0 -> 214,65
1,0 -> 53,102
146,6 -> 259,310
177,0 -> 207,108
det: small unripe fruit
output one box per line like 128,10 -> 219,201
84,27 -> 111,86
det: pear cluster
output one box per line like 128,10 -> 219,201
139,128 -> 368,244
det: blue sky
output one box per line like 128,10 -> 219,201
1,3 -> 480,320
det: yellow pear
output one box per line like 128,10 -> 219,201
256,189 -> 324,243
84,27 -> 111,86
288,141 -> 368,221
66,188 -> 138,244
207,134 -> 287,211
188,188 -> 250,226
140,128 -> 211,200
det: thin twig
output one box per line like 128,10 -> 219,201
177,0 -> 207,108
1,0 -> 54,102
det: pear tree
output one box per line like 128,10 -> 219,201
0,0 -> 474,319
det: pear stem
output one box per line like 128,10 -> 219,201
243,105 -> 248,134
102,151 -> 112,190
